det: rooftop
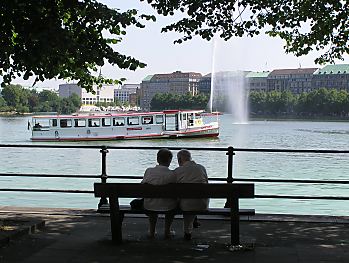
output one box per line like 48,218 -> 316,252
315,64 -> 349,75
269,68 -> 318,76
246,71 -> 270,78
142,75 -> 154,82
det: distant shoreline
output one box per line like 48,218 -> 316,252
1,111 -> 349,122
0,112 -> 33,117
249,115 -> 349,122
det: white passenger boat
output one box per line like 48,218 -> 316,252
30,110 -> 219,141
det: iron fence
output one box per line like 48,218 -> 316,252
0,144 -> 348,207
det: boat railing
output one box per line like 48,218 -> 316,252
0,144 -> 348,211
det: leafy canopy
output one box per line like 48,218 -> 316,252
1,1 -> 348,91
146,0 -> 348,64
0,0 -> 155,92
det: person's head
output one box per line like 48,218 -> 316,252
157,148 -> 173,167
177,149 -> 192,166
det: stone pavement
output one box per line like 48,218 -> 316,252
0,207 -> 348,263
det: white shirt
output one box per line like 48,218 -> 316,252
174,161 -> 209,211
141,165 -> 177,211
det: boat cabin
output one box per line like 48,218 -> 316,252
30,110 -> 219,141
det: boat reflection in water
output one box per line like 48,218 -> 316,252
30,110 -> 219,141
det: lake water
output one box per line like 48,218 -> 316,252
0,115 -> 348,215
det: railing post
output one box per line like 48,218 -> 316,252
224,146 -> 235,208
98,146 -> 109,212
227,146 -> 235,184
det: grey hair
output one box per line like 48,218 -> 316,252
177,149 -> 191,162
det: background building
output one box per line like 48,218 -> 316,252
140,71 -> 202,110
59,83 -> 115,105
267,68 -> 318,94
246,71 -> 270,92
58,84 -> 81,98
114,84 -> 139,105
312,64 -> 349,91
198,73 -> 212,94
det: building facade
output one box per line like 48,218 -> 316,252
140,71 -> 202,110
58,84 -> 82,98
267,68 -> 318,94
312,64 -> 349,91
59,83 -> 115,105
114,84 -> 139,105
198,73 -> 212,94
246,71 -> 270,92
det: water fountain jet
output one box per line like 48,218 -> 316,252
209,38 -> 249,123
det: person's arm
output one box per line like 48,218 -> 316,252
200,165 -> 209,183
141,168 -> 149,184
165,170 -> 176,184
173,167 -> 182,183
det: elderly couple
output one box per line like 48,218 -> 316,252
142,148 -> 209,240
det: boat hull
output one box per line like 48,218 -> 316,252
31,127 -> 219,141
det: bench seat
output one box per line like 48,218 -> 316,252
94,182 -> 255,245
118,205 -> 255,216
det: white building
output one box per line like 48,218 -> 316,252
114,84 -> 139,104
59,83 -> 116,105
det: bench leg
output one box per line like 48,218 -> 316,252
109,197 -> 122,244
230,198 -> 240,246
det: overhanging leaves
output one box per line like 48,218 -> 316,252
0,0 -> 155,92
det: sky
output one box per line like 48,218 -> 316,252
11,0 -> 349,89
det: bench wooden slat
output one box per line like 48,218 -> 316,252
117,205 -> 255,216
94,183 -> 254,198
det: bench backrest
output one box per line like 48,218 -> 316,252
94,183 -> 254,199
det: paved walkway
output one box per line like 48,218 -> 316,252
0,207 -> 348,263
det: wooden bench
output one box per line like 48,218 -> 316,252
94,183 -> 255,245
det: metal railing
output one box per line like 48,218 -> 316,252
0,144 -> 348,209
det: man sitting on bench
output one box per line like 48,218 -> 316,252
174,149 -> 209,240
141,148 -> 177,239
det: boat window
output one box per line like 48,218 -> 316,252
102,118 -> 111,127
113,117 -> 125,126
182,114 -> 187,121
33,119 -> 50,128
74,119 -> 86,127
88,119 -> 100,127
50,119 -> 57,127
164,114 -> 178,131
60,119 -> 72,128
155,115 -> 164,124
188,113 -> 194,126
128,116 -> 139,126
142,116 -> 153,125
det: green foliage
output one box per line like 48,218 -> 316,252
0,96 -> 10,112
249,88 -> 349,117
0,0 -> 155,91
1,84 -> 27,107
150,93 -> 209,110
70,93 -> 82,108
147,0 -> 348,64
0,96 -> 6,107
0,84 -> 81,114
1,1 -> 347,91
